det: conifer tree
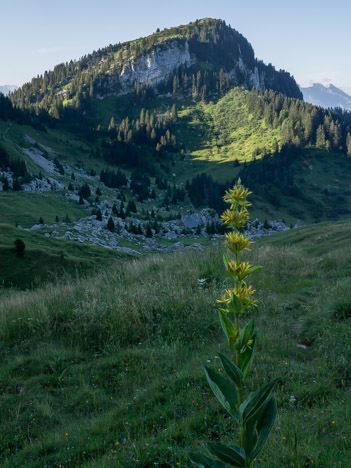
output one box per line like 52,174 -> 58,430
96,209 -> 102,221
346,132 -> 351,157
107,216 -> 115,232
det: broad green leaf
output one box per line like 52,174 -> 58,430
189,452 -> 227,468
203,365 -> 239,417
208,442 -> 246,467
219,353 -> 243,387
230,293 -> 244,315
223,252 -> 230,269
239,380 -> 277,424
234,320 -> 256,378
218,310 -> 237,349
235,319 -> 255,352
250,396 -> 277,460
246,265 -> 263,276
240,332 -> 256,380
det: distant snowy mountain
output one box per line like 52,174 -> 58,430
0,85 -> 18,95
300,83 -> 351,110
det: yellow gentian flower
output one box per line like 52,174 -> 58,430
225,232 -> 253,253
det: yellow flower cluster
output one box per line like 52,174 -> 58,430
217,285 -> 257,309
227,260 -> 251,280
223,184 -> 252,208
225,232 -> 253,253
221,207 -> 250,228
233,284 -> 257,307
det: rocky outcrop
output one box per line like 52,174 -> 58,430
97,40 -> 196,96
181,209 -> 219,229
120,41 -> 195,90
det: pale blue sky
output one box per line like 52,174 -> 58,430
1,0 -> 351,93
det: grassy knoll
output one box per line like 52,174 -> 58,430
0,224 -> 129,288
0,220 -> 350,466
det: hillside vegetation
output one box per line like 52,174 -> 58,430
1,222 -> 350,466
9,19 -> 301,119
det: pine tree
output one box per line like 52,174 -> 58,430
346,132 -> 351,157
171,104 -> 178,121
12,177 -> 21,191
127,199 -> 137,213
173,75 -> 179,95
107,216 -> 115,232
96,209 -> 102,221
2,177 -> 10,191
108,116 -> 116,134
316,124 -> 326,149
145,222 -> 153,238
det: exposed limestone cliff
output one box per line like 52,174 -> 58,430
97,40 -> 195,96
97,37 -> 269,97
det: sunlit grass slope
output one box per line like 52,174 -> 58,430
1,220 -> 350,466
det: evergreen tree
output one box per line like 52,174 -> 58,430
127,199 -> 137,213
346,132 -> 351,157
78,183 -> 91,199
12,177 -> 21,191
171,104 -> 178,121
107,216 -> 115,232
145,222 -> 153,238
2,177 -> 10,191
316,125 -> 326,149
108,116 -> 116,134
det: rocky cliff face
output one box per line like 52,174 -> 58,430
97,38 -> 270,97
97,40 -> 196,96
120,41 -> 195,90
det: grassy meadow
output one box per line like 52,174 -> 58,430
0,220 -> 350,467
0,224 -> 130,288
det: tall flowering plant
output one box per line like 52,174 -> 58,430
189,180 -> 277,468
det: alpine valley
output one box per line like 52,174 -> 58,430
1,18 -> 351,467
2,19 -> 351,286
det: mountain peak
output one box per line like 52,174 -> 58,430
301,82 -> 351,109
0,85 -> 18,95
10,19 -> 302,116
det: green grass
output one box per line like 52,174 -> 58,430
0,192 -> 86,228
0,224 -> 130,288
176,88 -> 283,164
1,220 -> 351,466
